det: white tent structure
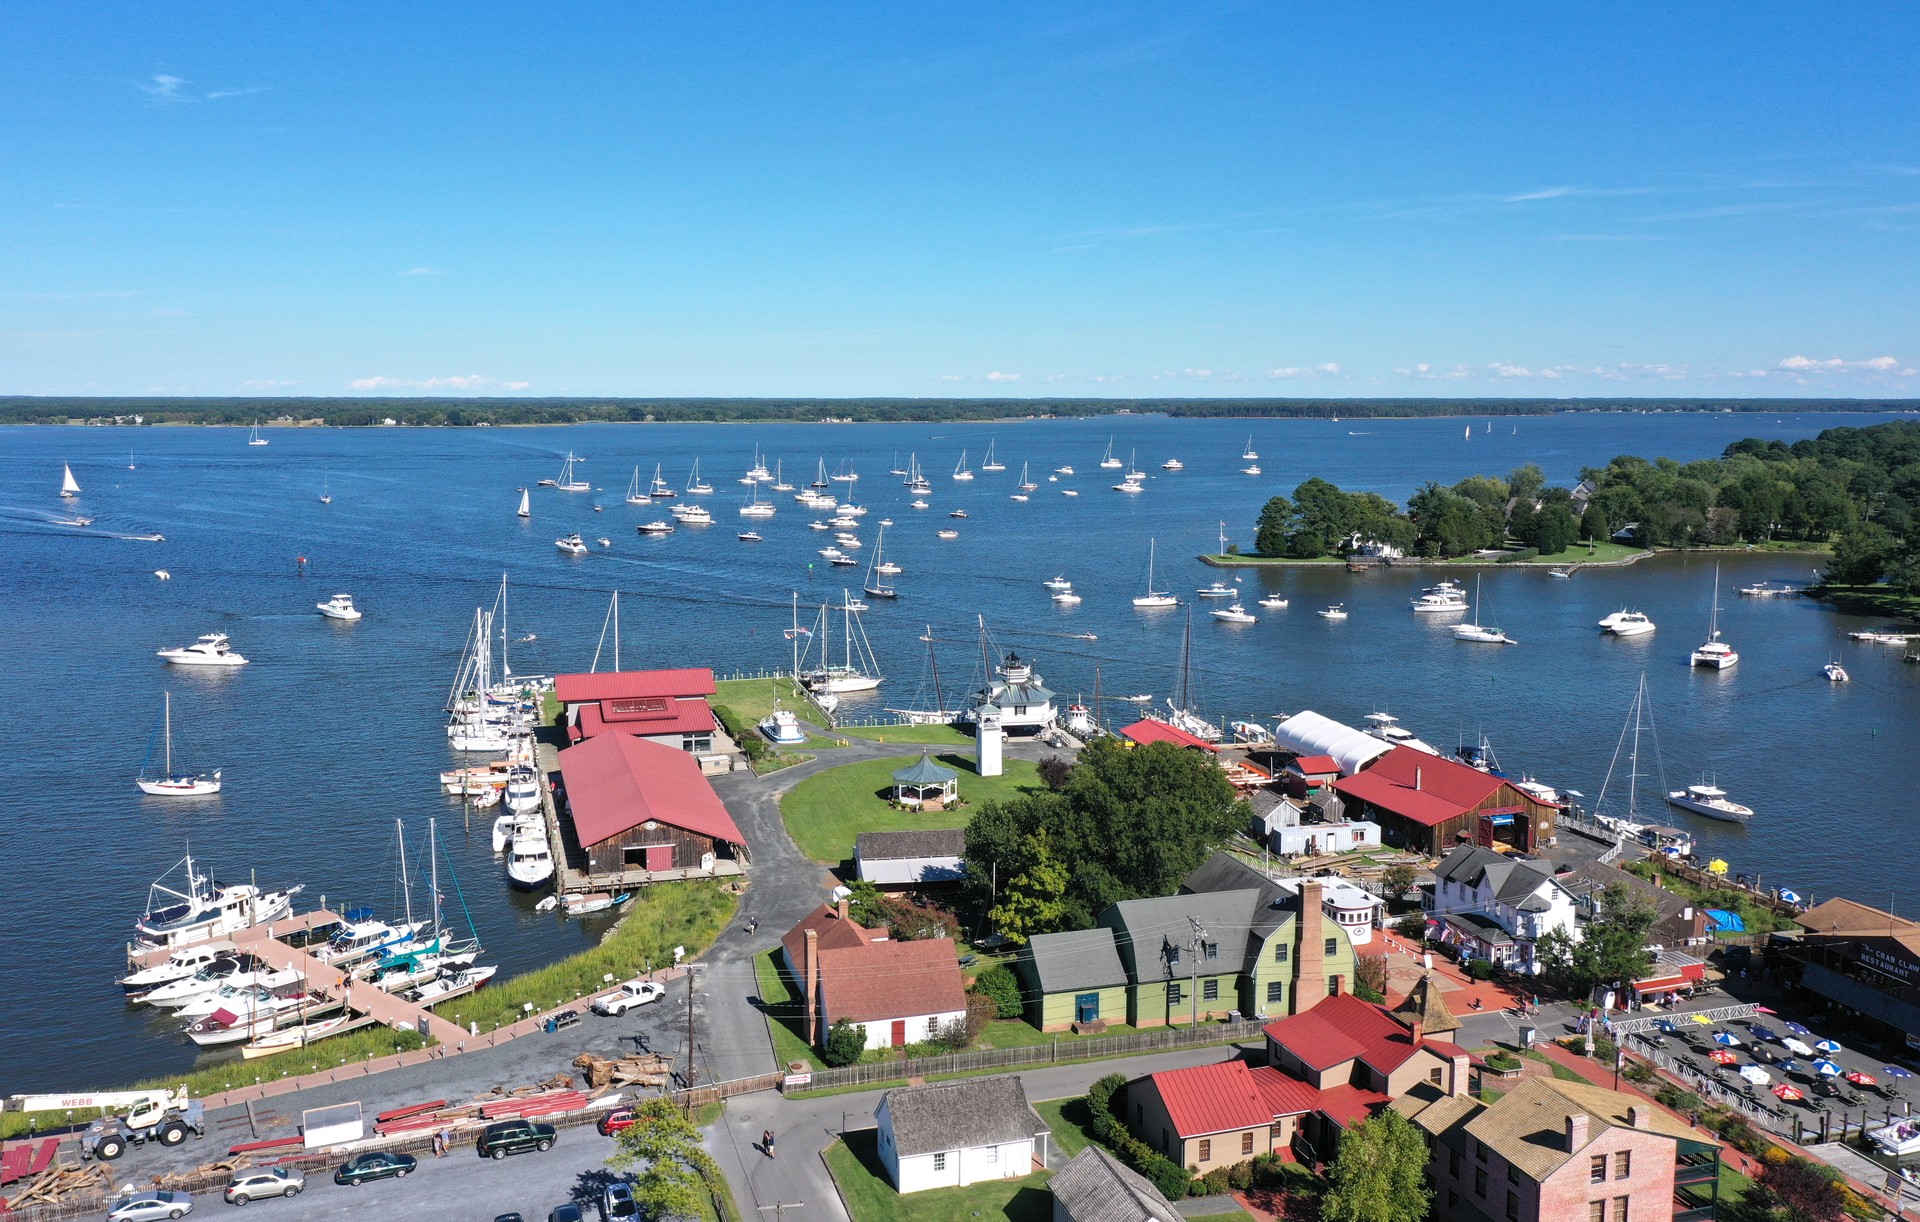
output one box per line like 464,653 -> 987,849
1273,710 -> 1391,777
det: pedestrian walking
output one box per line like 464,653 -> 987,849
763,1129 -> 776,1158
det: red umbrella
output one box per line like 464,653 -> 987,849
1846,1071 -> 1878,1087
1709,1049 -> 1738,1065
1773,1083 -> 1805,1101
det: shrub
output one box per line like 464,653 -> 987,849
1142,1155 -> 1191,1201
1088,1072 -> 1127,1120
1466,958 -> 1497,981
1227,1160 -> 1255,1191
1484,1051 -> 1521,1072
1655,1085 -> 1703,1114
1593,1036 -> 1618,1064
1622,1059 -> 1656,1085
1252,1152 -> 1288,1188
1038,754 -> 1075,790
1355,953 -> 1389,1004
974,964 -> 1025,1019
821,1019 -> 866,1067
957,991 -> 996,1046
1393,913 -> 1427,941
1195,1166 -> 1234,1196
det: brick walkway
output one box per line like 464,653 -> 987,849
1375,931 -> 1527,1013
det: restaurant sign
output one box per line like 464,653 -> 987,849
1858,944 -> 1920,983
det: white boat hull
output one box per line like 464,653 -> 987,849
157,652 -> 248,666
136,774 -> 222,796
1666,793 -> 1753,822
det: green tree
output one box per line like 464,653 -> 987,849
972,964 -> 1025,1019
1580,502 -> 1611,544
1827,521 -> 1896,585
607,1097 -> 725,1221
1535,882 -> 1657,997
1379,864 -> 1417,902
1508,463 -> 1546,506
987,833 -> 1070,944
1254,495 -> 1293,558
821,1018 -> 867,1067
1319,1109 -> 1433,1222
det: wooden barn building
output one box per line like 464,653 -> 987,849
1333,746 -> 1558,857
556,732 -> 747,878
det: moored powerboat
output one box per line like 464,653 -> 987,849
636,521 -> 675,535
317,594 -> 363,621
1051,590 -> 1082,605
555,534 -> 589,554
120,940 -> 238,994
133,854 -> 300,951
1211,602 -> 1257,624
507,833 -> 555,888
1824,661 -> 1850,683
1666,779 -> 1754,823
157,632 -> 250,667
1257,594 -> 1289,610
1317,604 -> 1348,620
1599,610 -> 1657,637
1196,581 -> 1236,599
1043,576 -> 1073,592
1410,581 -> 1469,613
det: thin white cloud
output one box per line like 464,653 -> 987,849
1087,373 -> 1128,383
1266,364 -> 1342,379
937,374 -> 967,383
399,267 -> 445,277
139,75 -> 188,99
984,371 -> 1022,383
136,74 -> 267,103
1771,355 -> 1913,376
349,375 -> 531,392
1540,233 -> 1668,242
10,289 -> 149,299
205,87 -> 268,100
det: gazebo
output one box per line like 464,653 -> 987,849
892,752 -> 959,811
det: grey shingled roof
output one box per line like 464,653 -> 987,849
1024,927 -> 1129,993
1434,845 -> 1559,911
892,751 -> 959,785
1050,1146 -> 1182,1222
855,829 -> 966,862
881,1075 -> 1042,1157
1107,888 -> 1266,978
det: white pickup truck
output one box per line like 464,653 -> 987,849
590,979 -> 666,1016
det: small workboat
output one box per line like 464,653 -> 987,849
1823,661 -> 1849,683
1257,594 -> 1289,610
1317,604 -> 1348,621
1051,590 -> 1082,605
738,531 -> 762,542
1044,576 -> 1073,591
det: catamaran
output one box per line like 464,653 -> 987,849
554,452 -> 590,492
1133,540 -> 1178,607
60,463 -> 81,498
980,441 -> 1006,473
1690,567 -> 1738,669
136,693 -> 222,796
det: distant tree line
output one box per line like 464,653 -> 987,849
1,395 -> 1912,428
1248,420 -> 1920,595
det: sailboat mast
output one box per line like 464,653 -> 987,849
397,818 -> 414,927
1178,608 -> 1194,711
927,628 -> 945,715
429,817 -> 441,940
614,591 -> 621,672
978,615 -> 992,690
163,692 -> 173,776
1628,677 -> 1645,820
790,592 -> 800,690
497,574 -> 511,679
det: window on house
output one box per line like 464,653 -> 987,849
1449,1148 -> 1461,1178
1431,1067 -> 1444,1085
1325,937 -> 1339,956
1589,1202 -> 1606,1222
933,1152 -> 947,1171
1507,1162 -> 1519,1185
1273,944 -> 1290,963
1135,1103 -> 1143,1124
1590,1154 -> 1608,1183
1270,1124 -> 1282,1141
1474,1168 -> 1487,1198
1328,975 -> 1342,997
1506,1191 -> 1520,1221
1448,1192 -> 1458,1210
1267,981 -> 1285,1004
1616,1150 -> 1631,1179
1476,1139 -> 1487,1162
1242,1132 -> 1255,1155
1613,1195 -> 1628,1222
1205,942 -> 1219,961
1203,979 -> 1220,1001
1168,982 -> 1183,1004
1199,1138 -> 1212,1162
984,1147 -> 997,1164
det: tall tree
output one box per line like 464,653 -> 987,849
1254,494 -> 1293,558
1535,881 -> 1657,998
987,833 -> 1069,945
1319,1109 -> 1433,1222
607,1098 -> 725,1219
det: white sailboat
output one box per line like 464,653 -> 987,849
625,466 -> 648,504
136,693 -> 222,796
516,488 -> 531,518
1453,576 -> 1516,643
648,463 -> 675,499
1099,438 -> 1122,470
980,440 -> 1006,473
771,460 -> 793,492
319,471 -> 332,505
832,458 -> 859,483
60,463 -> 81,498
1690,567 -> 1738,669
801,594 -> 884,693
1017,463 -> 1038,492
740,481 -> 776,517
952,450 -> 974,481
685,459 -> 713,495
863,527 -> 898,600
1241,436 -> 1259,461
555,452 -> 590,492
248,421 -> 269,446
1132,540 -> 1178,608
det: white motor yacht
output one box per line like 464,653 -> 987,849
311,911 -> 431,967
505,766 -> 541,813
137,953 -> 264,1007
1211,602 -> 1257,624
555,534 -> 589,554
1257,594 -> 1289,610
1162,458 -> 1184,471
120,941 -> 237,994
1599,610 -> 1657,637
157,633 -> 250,667
1410,581 -> 1469,613
1363,711 -> 1440,754
1051,590 -> 1082,605
936,529 -> 959,539
1242,464 -> 1262,475
1196,581 -> 1236,599
759,705 -> 808,745
176,969 -> 305,1018
1112,479 -> 1144,493
1317,604 -> 1348,621
506,833 -> 555,888
133,854 -> 300,951
316,594 -> 362,621
491,811 -> 542,853
1824,661 -> 1850,682
1055,465 -> 1075,475
1044,576 -> 1073,592
636,521 -> 675,535
738,531 -> 762,541
1666,779 -> 1754,823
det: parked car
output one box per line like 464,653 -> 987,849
477,1119 -> 557,1160
223,1166 -> 305,1204
547,1206 -> 584,1222
590,980 -> 665,1016
333,1150 -> 418,1185
107,1191 -> 192,1221
603,1183 -> 638,1219
598,1107 -> 642,1136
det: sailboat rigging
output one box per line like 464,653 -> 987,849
863,526 -> 898,600
800,595 -> 883,693
136,693 -> 223,796
60,463 -> 81,499
555,452 -> 590,492
1132,539 -> 1177,608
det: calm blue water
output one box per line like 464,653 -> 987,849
4,411 -> 1915,1090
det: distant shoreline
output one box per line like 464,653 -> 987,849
1199,543 -> 1833,571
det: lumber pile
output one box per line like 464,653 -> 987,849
571,1052 -> 675,1090
5,1162 -> 112,1209
154,1158 -> 251,1191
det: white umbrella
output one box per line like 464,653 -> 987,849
1739,1065 -> 1771,1085
1783,1037 -> 1815,1057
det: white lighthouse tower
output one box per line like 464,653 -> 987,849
976,700 -> 1004,777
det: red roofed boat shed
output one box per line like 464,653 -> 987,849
554,668 -> 721,754
556,733 -> 747,878
1333,746 -> 1557,856
1119,719 -> 1220,752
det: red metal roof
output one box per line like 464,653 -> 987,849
1332,746 -> 1507,826
556,733 -> 744,849
1264,993 -> 1468,1075
572,701 -> 717,741
818,937 -> 965,1024
1248,1066 -> 1323,1119
554,668 -> 717,704
1119,719 -> 1221,752
1313,1083 -> 1394,1130
1288,755 -> 1341,776
1147,1060 -> 1274,1138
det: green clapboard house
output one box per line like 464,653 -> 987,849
1015,852 -> 1357,1031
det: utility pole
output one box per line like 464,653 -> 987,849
684,966 -> 698,1087
1187,917 -> 1207,1027
757,1204 -> 803,1221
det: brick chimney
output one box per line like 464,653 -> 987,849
803,928 -> 821,1047
836,898 -> 849,920
1409,1018 -> 1423,1047
1414,767 -> 1423,791
1564,1113 -> 1589,1152
1627,1105 -> 1650,1129
1292,881 -> 1326,1014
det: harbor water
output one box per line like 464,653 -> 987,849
1,410 -> 1913,1090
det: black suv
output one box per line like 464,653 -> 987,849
477,1120 -> 557,1160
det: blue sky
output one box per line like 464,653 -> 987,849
5,3 -> 1919,398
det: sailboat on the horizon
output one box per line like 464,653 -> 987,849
136,693 -> 223,797
60,463 -> 81,499
247,421 -> 269,446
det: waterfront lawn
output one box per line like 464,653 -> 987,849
1521,540 -> 1645,564
755,948 -> 821,1071
780,755 -> 1041,864
838,723 -> 974,746
826,1131 -> 1054,1222
973,1018 -> 1145,1052
439,880 -> 735,1033
1620,861 -> 1801,936
1815,582 -> 1920,622
713,677 -> 829,730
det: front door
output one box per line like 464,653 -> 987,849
890,1019 -> 906,1047
1075,992 -> 1100,1023
644,844 -> 674,872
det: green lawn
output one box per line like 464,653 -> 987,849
839,723 -> 976,746
826,1131 -> 1055,1222
755,948 -> 821,1071
1034,1097 -> 1099,1158
1814,582 -> 1920,622
713,677 -> 830,730
781,754 -> 1042,864
974,1018 -> 1145,1052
